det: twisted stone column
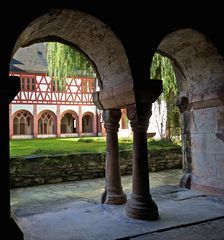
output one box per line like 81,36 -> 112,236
125,103 -> 159,220
102,109 -> 127,204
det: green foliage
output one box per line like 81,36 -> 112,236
150,52 -> 180,140
46,42 -> 95,91
150,53 -> 177,102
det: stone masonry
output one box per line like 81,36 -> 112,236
10,148 -> 181,188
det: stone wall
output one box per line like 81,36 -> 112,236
10,148 -> 182,188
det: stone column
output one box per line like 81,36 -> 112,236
33,104 -> 38,138
176,96 -> 192,188
93,109 -> 98,136
78,106 -> 82,136
102,109 -> 127,204
125,103 -> 159,220
56,105 -> 61,137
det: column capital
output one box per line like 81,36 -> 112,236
103,109 -> 121,133
126,103 -> 152,132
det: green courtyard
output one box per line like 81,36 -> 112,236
10,137 -> 180,157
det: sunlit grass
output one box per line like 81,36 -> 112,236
10,137 -> 180,157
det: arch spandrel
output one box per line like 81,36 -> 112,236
12,9 -> 135,109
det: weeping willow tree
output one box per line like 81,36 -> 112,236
46,42 -> 95,91
150,52 -> 180,141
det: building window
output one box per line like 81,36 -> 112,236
89,81 -> 94,92
26,80 -> 30,90
32,78 -> 35,91
13,111 -> 33,135
82,79 -> 95,93
21,78 -> 25,90
38,112 -> 55,134
52,79 -> 65,92
82,81 -> 87,92
20,77 -> 36,91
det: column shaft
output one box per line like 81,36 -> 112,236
33,104 -> 38,138
102,109 -> 127,204
125,103 -> 159,220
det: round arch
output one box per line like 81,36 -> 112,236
37,110 -> 57,135
60,110 -> 79,134
12,9 -> 133,100
156,28 -> 224,99
82,111 -> 94,134
12,109 -> 33,136
153,28 -> 224,194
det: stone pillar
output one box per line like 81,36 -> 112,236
56,105 -> 61,137
33,104 -> 38,138
176,96 -> 192,188
93,109 -> 98,136
78,106 -> 82,136
125,103 -> 159,220
102,109 -> 127,204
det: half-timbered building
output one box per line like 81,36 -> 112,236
9,43 -> 104,139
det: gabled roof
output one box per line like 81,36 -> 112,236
10,43 -> 48,74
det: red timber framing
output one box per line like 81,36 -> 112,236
9,72 -> 96,106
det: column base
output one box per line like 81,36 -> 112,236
179,173 -> 192,189
102,189 -> 127,205
125,194 -> 159,220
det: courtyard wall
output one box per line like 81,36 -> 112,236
10,148 -> 182,187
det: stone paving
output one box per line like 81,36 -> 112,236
10,169 -> 224,240
10,169 -> 183,216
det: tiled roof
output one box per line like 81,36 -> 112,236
10,43 -> 48,74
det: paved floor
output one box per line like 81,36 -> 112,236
10,169 -> 224,240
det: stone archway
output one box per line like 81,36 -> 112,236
60,110 -> 79,134
82,112 -> 93,134
11,110 -> 33,137
12,9 -> 134,109
37,110 -> 57,135
156,28 -> 224,194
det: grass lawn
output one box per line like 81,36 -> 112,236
10,137 -> 180,157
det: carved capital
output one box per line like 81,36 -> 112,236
103,109 -> 121,133
176,96 -> 189,113
126,104 -> 152,132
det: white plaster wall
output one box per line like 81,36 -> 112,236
117,101 -> 167,139
37,105 -> 57,114
60,105 -> 79,113
11,104 -> 34,114
148,101 -> 167,139
81,105 -> 97,114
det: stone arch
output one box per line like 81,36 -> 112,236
60,110 -> 79,134
82,112 -> 94,133
156,28 -> 224,100
12,9 -> 133,106
12,109 -> 33,135
154,28 -> 224,194
37,110 -> 57,135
